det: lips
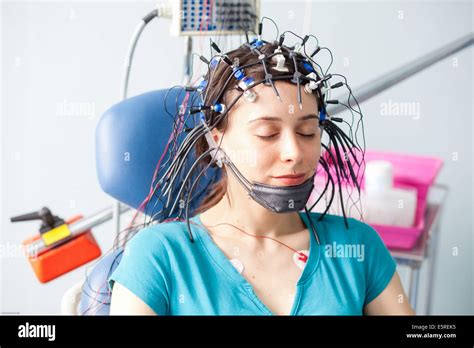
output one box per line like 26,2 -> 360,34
273,173 -> 306,186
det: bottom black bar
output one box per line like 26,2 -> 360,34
0,315 -> 473,346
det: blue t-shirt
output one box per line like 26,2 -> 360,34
108,211 -> 396,315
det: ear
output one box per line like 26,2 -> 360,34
211,127 -> 223,145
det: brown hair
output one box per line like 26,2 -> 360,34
194,41 -> 324,214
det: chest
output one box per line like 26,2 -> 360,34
210,231 -> 310,315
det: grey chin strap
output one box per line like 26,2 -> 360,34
216,150 -> 316,214
248,176 -> 316,213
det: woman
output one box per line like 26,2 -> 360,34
107,36 -> 415,316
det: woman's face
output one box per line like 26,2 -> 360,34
212,81 -> 321,186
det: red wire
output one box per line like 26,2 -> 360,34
201,221 -> 309,262
126,91 -> 190,230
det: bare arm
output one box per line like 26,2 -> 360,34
363,271 -> 416,315
109,282 -> 157,315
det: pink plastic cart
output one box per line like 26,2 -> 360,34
316,149 -> 444,250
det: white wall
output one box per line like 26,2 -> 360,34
1,0 -> 472,314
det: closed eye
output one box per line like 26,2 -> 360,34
255,133 -> 316,141
256,134 -> 278,140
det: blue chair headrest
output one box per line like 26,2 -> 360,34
95,88 -> 221,216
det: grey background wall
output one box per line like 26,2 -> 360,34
1,0 -> 472,314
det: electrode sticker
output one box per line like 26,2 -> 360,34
293,250 -> 309,270
229,258 -> 244,274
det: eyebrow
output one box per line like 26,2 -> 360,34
247,114 -> 318,124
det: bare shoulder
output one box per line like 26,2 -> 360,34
110,282 -> 157,316
364,271 -> 416,315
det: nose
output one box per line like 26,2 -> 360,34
279,130 -> 305,165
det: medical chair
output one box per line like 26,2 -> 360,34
61,88 -> 221,315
